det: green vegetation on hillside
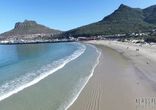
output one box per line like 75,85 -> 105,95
144,36 -> 156,42
63,4 -> 156,37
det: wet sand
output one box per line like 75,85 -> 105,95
69,41 -> 156,110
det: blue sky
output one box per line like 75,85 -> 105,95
0,0 -> 156,33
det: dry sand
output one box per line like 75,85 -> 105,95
68,40 -> 156,110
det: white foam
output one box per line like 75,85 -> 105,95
61,44 -> 101,110
0,43 -> 86,102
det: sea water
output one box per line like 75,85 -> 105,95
0,42 -> 100,110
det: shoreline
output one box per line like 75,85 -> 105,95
0,40 -> 76,45
0,43 -> 99,110
65,44 -> 101,110
68,40 -> 156,110
0,43 -> 86,102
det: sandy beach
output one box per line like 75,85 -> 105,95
69,40 -> 156,110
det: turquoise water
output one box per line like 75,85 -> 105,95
0,43 -> 100,110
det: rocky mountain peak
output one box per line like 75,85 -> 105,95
14,20 -> 37,29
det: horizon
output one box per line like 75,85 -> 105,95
0,0 -> 156,33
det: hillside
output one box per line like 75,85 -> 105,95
143,5 -> 156,24
0,20 -> 61,37
63,4 -> 156,37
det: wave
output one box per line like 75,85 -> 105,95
58,44 -> 101,110
0,43 -> 86,102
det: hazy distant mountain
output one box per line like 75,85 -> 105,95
1,20 -> 61,37
63,4 -> 156,37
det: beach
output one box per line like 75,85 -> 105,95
0,43 -> 100,110
69,40 -> 156,110
0,41 -> 156,110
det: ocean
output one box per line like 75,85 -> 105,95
0,42 -> 100,110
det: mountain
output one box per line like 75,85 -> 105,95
1,20 -> 61,37
63,4 -> 156,37
143,5 -> 156,24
